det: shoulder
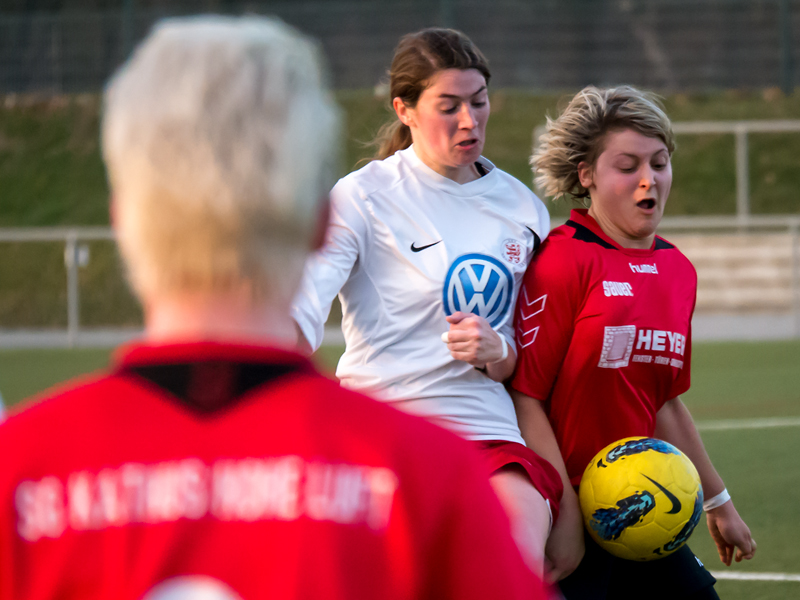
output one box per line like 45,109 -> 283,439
519,222 -> 593,300
0,372 -> 116,453
489,166 -> 535,194
482,164 -> 551,234
331,152 -> 411,203
487,166 -> 543,208
533,222 -> 586,265
654,234 -> 698,279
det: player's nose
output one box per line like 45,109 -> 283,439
639,165 -> 656,189
458,104 -> 477,129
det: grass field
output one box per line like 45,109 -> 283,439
2,90 -> 800,228
2,90 -> 800,329
0,340 -> 798,599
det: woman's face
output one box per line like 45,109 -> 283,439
579,128 -> 672,249
394,68 -> 489,183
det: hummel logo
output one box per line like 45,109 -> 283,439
410,240 -> 442,252
630,262 -> 658,274
642,474 -> 682,514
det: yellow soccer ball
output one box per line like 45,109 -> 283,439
578,437 -> 703,561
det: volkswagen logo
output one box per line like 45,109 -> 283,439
442,254 -> 514,328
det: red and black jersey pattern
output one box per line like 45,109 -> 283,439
512,209 -> 697,486
0,342 -> 542,600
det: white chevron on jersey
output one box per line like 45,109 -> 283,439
517,288 -> 547,348
519,288 -> 547,320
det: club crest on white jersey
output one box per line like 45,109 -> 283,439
501,239 -> 524,264
443,254 -> 513,328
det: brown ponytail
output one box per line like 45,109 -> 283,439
373,28 -> 491,160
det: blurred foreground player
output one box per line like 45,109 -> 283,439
0,16 -> 543,600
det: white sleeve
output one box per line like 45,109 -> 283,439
291,180 -> 369,351
501,191 -> 550,354
535,192 -> 551,243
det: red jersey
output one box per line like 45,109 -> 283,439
511,210 -> 697,486
0,342 -> 542,600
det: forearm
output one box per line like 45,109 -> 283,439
511,389 -> 584,579
485,345 -> 516,382
654,397 -> 725,498
511,389 -> 572,491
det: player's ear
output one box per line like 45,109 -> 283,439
393,97 -> 415,128
577,161 -> 594,189
310,196 -> 330,251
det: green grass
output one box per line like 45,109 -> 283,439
682,340 -> 800,420
689,426 -> 800,575
2,90 -> 800,229
1,90 -> 800,329
0,347 -> 112,407
1,340 -> 797,599
0,95 -> 108,227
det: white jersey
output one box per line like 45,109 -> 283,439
292,146 -> 549,443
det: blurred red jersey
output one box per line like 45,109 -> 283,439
512,210 -> 697,486
0,342 -> 543,600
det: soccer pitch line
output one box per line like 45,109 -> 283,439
710,571 -> 800,582
695,416 -> 800,431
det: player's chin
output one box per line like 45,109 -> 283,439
629,220 -> 659,241
453,141 -> 483,162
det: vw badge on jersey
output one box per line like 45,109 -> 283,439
443,254 -> 514,328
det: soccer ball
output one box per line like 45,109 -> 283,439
578,437 -> 704,561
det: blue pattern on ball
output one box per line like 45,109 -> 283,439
590,491 -> 656,541
663,491 -> 704,552
606,438 -> 681,463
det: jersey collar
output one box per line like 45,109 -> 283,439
567,209 -> 672,255
400,145 -> 498,198
114,340 -> 312,371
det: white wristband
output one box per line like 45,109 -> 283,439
492,332 -> 509,363
703,488 -> 731,511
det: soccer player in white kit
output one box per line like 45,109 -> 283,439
293,28 -> 563,578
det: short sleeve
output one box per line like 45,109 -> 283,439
291,178 -> 369,351
511,239 -> 582,401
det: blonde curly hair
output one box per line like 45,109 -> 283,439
531,85 -> 675,200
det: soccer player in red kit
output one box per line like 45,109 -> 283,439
0,16 -> 544,600
510,86 -> 756,599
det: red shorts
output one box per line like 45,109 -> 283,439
474,440 -> 564,524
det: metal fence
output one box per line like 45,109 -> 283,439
1,0 -> 800,93
0,214 -> 798,348
535,119 -> 800,221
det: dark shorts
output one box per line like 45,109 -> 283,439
558,529 -> 718,600
473,440 -> 564,523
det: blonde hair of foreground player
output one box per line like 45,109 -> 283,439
512,86 -> 757,582
103,17 -> 338,339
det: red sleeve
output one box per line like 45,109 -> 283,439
427,446 -> 545,600
511,239 -> 583,401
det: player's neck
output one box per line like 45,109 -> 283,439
411,145 -> 481,184
142,288 -> 297,348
